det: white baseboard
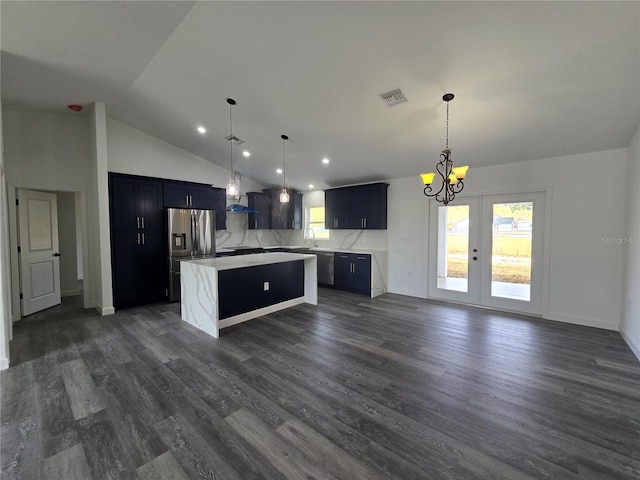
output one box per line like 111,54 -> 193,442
0,357 -> 9,370
543,312 -> 620,331
620,329 -> 640,362
95,305 -> 115,316
61,289 -> 81,298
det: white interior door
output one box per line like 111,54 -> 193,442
429,192 -> 545,315
18,189 -> 61,316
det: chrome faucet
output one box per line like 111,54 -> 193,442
304,227 -> 317,247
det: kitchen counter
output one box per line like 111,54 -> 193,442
181,252 -> 317,338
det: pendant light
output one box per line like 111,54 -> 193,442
420,93 -> 469,205
279,134 -> 290,203
226,98 -> 238,198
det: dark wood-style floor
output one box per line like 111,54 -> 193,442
1,289 -> 639,480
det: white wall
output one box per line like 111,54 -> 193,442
0,102 -> 11,369
621,125 -> 640,360
88,103 -> 114,315
3,109 -> 94,317
388,148 -> 628,331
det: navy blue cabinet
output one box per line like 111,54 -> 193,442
163,181 -> 208,209
218,261 -> 304,318
325,183 -> 388,230
266,189 -> 303,230
109,173 -> 165,309
207,187 -> 227,231
163,180 -> 226,230
247,192 -> 271,229
334,253 -> 371,296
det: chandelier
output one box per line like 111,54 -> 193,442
279,134 -> 290,203
420,93 -> 469,205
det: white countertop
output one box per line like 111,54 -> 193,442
182,252 -> 315,271
262,245 -> 387,255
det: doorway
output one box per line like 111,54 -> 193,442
10,187 -> 87,319
428,192 -> 546,315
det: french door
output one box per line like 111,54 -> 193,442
428,192 -> 545,315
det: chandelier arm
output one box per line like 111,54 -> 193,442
450,181 -> 465,194
423,180 -> 446,199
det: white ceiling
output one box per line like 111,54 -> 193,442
2,1 -> 639,190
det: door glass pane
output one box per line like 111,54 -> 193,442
437,205 -> 469,292
491,202 -> 532,301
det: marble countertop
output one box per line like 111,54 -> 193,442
182,252 -> 315,271
262,245 -> 387,255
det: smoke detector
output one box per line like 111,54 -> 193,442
380,88 -> 407,106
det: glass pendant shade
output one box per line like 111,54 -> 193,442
279,188 -> 290,203
226,180 -> 238,197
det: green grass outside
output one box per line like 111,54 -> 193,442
446,234 -> 532,257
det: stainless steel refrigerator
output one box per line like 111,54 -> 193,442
167,208 -> 216,302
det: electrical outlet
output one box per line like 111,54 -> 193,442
263,281 -> 269,291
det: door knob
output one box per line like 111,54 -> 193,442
473,248 -> 478,252
53,253 -> 60,257
473,256 -> 478,261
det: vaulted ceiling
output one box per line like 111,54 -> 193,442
2,1 -> 639,189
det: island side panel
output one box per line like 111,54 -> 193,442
304,256 -> 318,305
181,261 -> 220,338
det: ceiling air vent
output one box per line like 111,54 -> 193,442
380,88 -> 407,106
225,134 -> 245,145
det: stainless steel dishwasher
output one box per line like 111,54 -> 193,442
315,251 -> 335,286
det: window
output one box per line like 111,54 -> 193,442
306,206 -> 330,239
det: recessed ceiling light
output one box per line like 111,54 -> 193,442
243,150 -> 250,157
276,168 -> 283,174
308,184 -> 314,189
197,126 -> 206,134
322,158 -> 330,164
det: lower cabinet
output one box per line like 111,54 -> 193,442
112,230 -> 165,309
217,261 -> 305,319
334,253 -> 371,296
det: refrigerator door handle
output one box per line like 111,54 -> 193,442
191,212 -> 198,255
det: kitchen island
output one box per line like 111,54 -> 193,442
180,252 -> 317,338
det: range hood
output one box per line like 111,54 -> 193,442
226,204 -> 258,214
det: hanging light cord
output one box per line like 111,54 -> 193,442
229,103 -> 233,174
282,136 -> 286,188
445,98 -> 450,150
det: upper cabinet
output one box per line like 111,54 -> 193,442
163,180 -> 226,230
325,182 -> 388,230
247,192 -> 271,229
265,189 -> 303,230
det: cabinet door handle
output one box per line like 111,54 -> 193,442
364,218 -> 367,228
142,233 -> 145,245
255,220 -> 258,229
291,220 -> 294,229
136,216 -> 140,228
141,216 -> 145,229
137,233 -> 141,245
